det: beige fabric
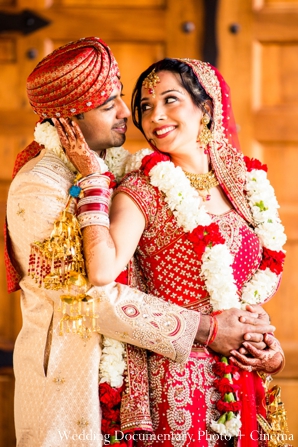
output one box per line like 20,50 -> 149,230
7,151 -> 200,447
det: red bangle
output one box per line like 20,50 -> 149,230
204,315 -> 214,346
83,187 -> 111,198
77,203 -> 109,214
208,316 -> 218,346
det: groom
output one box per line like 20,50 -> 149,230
6,37 -> 274,447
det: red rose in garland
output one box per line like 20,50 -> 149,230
214,377 -> 240,395
188,222 -> 225,258
244,156 -> 268,172
102,171 -> 117,189
99,382 -> 122,407
141,151 -> 170,176
259,247 -> 286,275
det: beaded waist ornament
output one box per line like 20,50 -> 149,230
28,173 -> 111,336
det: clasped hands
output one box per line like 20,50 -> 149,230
204,304 -> 284,375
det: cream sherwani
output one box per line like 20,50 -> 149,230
6,150 -> 200,447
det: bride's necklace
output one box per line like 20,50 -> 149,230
183,169 -> 219,201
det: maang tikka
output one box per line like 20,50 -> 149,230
142,68 -> 160,97
198,113 -> 213,148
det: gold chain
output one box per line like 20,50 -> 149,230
183,169 -> 219,201
183,169 -> 219,190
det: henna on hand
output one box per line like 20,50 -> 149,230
53,117 -> 101,176
230,334 -> 284,374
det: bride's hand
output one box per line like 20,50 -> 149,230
229,333 -> 285,374
53,117 -> 102,176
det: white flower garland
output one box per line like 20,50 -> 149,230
211,414 -> 241,437
142,155 -> 286,310
124,148 -> 153,174
99,337 -> 126,388
201,245 -> 239,311
104,146 -> 131,182
244,169 -> 286,249
149,161 -> 212,231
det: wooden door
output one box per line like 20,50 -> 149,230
0,0 -> 204,445
218,0 -> 298,444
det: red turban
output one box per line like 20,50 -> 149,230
27,36 -> 120,118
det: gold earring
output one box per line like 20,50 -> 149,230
197,114 -> 212,146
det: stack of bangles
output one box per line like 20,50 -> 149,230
76,173 -> 112,229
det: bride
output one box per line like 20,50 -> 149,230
54,57 -> 286,446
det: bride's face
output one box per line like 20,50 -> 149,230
140,70 -> 203,155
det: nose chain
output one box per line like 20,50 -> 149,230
183,169 -> 219,201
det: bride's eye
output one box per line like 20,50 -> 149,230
141,103 -> 151,112
165,96 -> 177,104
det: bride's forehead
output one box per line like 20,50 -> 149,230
155,70 -> 181,85
141,70 -> 186,97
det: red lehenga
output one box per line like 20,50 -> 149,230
116,171 -> 268,447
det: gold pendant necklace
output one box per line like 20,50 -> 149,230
183,169 -> 219,201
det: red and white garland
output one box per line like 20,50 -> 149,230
140,151 -> 286,312
242,157 -> 286,303
210,356 -> 242,436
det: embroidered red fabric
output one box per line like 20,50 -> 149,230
4,140 -> 43,293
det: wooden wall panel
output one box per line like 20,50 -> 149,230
112,42 -> 165,151
254,8 -> 298,41
0,38 -> 16,63
258,44 -> 298,106
0,0 -> 15,5
0,372 -> 15,447
253,5 -> 298,443
263,0 -> 298,5
217,0 -> 254,155
54,0 -> 165,6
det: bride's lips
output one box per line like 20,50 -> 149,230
153,125 -> 176,138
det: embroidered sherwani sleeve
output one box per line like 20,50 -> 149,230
89,282 -> 200,363
7,154 -> 200,364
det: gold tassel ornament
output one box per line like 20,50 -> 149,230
257,375 -> 293,447
28,178 -> 100,336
